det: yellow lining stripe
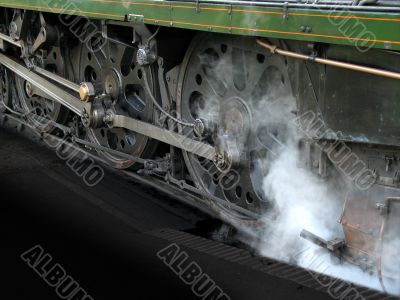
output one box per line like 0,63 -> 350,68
0,2 -> 122,18
145,17 -> 400,45
86,0 -> 400,22
2,0 -> 400,22
0,1 -> 399,45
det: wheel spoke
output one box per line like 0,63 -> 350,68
243,53 -> 269,97
196,67 -> 226,100
124,64 -> 143,85
91,37 -> 109,68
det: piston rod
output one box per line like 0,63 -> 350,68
0,52 -> 87,116
256,39 -> 400,81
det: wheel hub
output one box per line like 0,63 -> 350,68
104,69 -> 121,99
220,97 -> 251,148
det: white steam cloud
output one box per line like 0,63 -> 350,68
258,135 -> 399,295
256,92 -> 400,296
194,45 -> 400,296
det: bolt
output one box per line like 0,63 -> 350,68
193,119 -> 205,137
25,82 -> 33,97
103,113 -> 114,124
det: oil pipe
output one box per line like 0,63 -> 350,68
376,197 -> 400,294
256,39 -> 400,81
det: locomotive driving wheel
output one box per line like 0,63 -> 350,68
177,34 -> 294,213
14,47 -> 68,130
78,35 -> 158,169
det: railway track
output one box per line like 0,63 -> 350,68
0,110 -> 396,300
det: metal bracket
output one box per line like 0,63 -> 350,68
228,4 -> 233,33
127,14 -> 144,24
376,202 -> 389,215
300,229 -> 345,253
282,2 -> 289,20
196,0 -> 201,13
31,27 -> 47,54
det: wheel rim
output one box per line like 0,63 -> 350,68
177,34 -> 295,212
0,65 -> 10,113
79,35 -> 158,169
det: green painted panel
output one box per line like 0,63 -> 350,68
0,0 -> 399,50
170,4 -> 231,34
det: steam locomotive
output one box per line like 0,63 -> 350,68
0,0 -> 399,292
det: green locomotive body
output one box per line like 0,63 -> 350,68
1,0 -> 400,50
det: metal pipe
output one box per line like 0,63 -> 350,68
0,32 -> 21,48
256,39 -> 400,81
143,67 -> 194,128
376,197 -> 400,294
186,0 -> 400,11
